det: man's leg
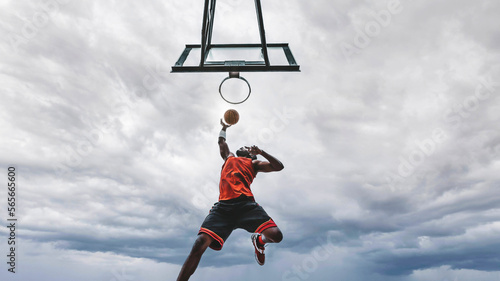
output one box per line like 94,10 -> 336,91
251,226 -> 283,265
261,226 -> 283,243
176,233 -> 213,281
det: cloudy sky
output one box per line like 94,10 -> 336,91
1,0 -> 500,280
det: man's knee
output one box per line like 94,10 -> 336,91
264,227 -> 283,243
273,228 -> 283,243
191,234 -> 211,255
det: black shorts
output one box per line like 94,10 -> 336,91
199,196 -> 277,250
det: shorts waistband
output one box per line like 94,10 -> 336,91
219,194 -> 255,203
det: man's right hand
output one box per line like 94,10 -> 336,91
220,118 -> 231,130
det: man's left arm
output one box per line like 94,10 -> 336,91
249,145 -> 284,173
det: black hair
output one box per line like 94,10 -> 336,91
236,150 -> 246,157
236,149 -> 257,160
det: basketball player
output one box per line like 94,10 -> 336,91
176,119 -> 284,281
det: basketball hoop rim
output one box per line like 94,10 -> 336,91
219,75 -> 252,104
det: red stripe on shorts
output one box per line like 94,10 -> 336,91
199,227 -> 224,250
255,219 -> 277,234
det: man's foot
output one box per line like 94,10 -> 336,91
251,233 -> 265,266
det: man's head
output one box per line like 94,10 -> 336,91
236,147 -> 257,160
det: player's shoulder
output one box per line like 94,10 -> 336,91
251,159 -> 263,174
251,159 -> 263,167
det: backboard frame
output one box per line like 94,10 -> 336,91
171,0 -> 300,73
172,43 -> 299,73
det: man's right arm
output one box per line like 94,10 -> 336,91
219,119 -> 233,160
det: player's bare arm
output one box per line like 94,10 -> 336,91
247,145 -> 284,173
219,119 -> 234,160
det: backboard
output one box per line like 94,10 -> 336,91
171,0 -> 300,73
172,43 -> 300,73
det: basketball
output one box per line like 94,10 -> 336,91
224,109 -> 239,125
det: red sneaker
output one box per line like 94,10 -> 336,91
251,233 -> 265,266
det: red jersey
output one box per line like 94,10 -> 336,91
219,156 -> 256,201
